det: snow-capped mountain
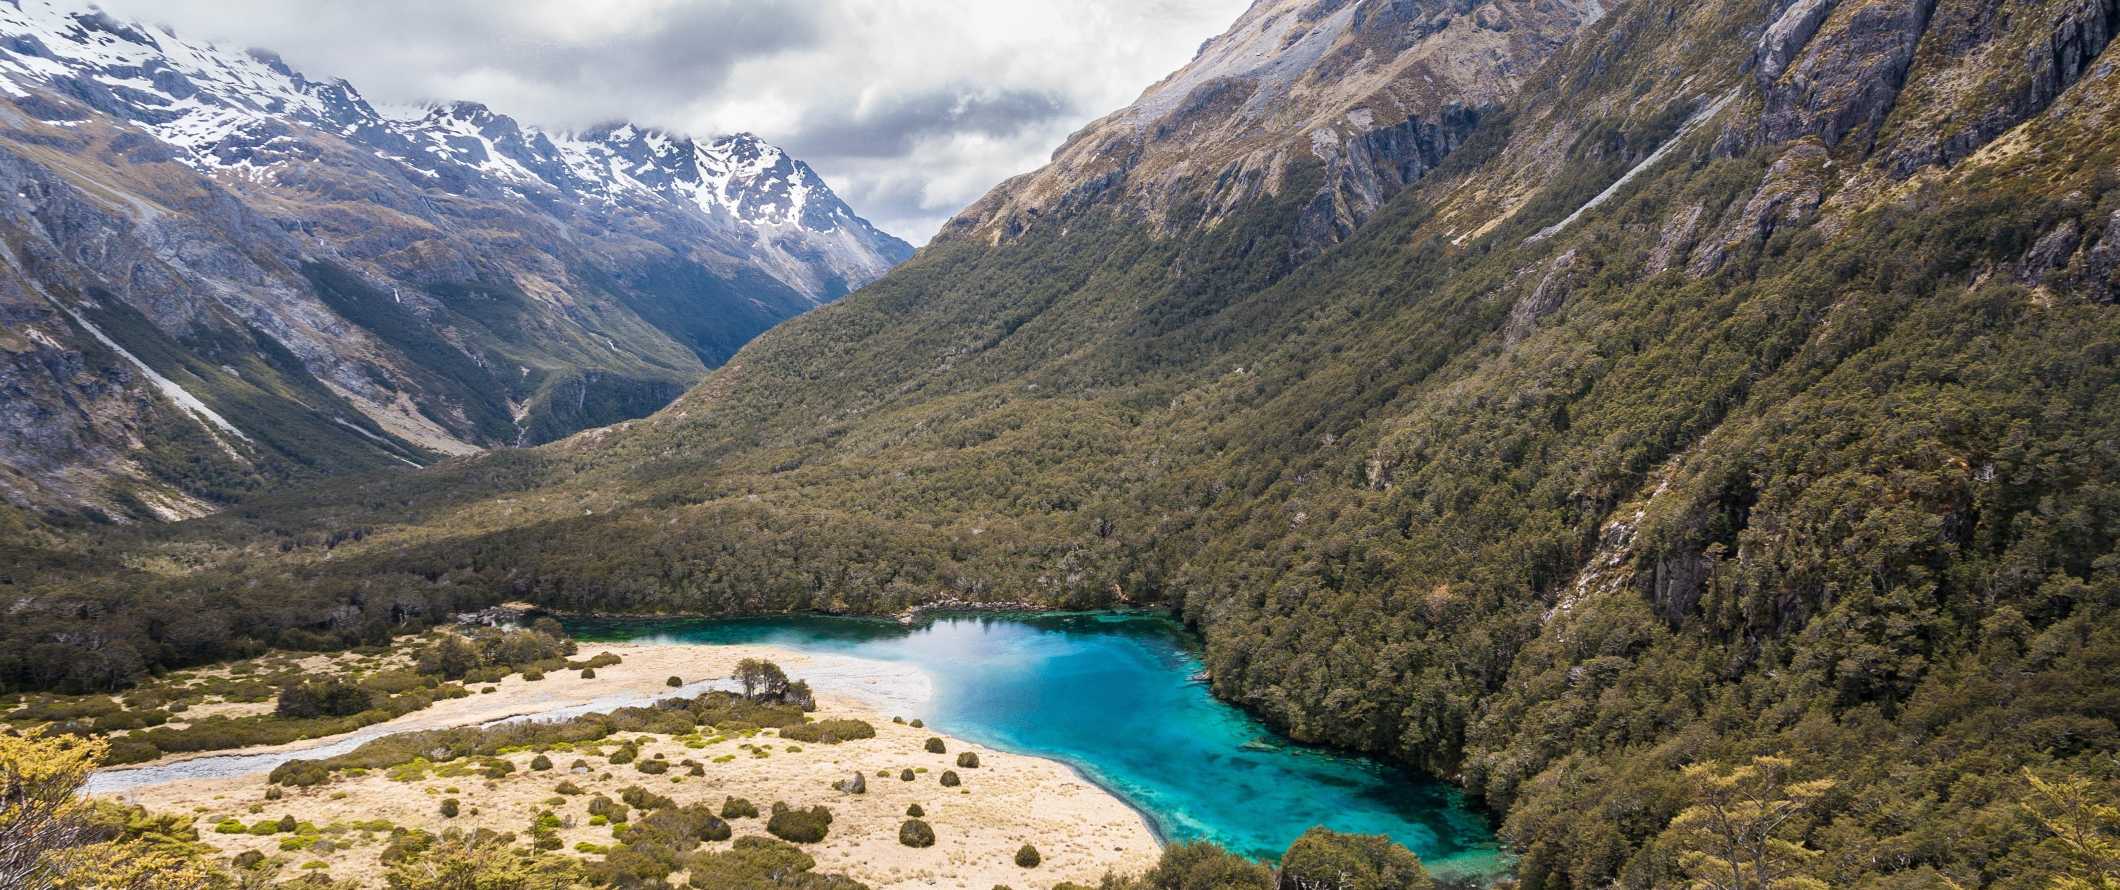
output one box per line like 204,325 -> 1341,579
0,1 -> 911,519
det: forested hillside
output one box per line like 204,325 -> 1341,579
6,0 -> 2118,886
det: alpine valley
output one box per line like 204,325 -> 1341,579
6,0 -> 2120,887
0,0 -> 910,520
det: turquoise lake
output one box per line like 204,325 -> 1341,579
568,611 -> 1505,879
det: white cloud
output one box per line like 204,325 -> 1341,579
94,0 -> 1250,243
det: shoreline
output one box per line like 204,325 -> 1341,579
92,641 -> 1164,889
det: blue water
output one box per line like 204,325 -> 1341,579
568,612 -> 1505,878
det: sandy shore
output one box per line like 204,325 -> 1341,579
99,643 -> 1162,889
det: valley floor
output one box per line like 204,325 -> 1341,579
95,642 -> 1161,889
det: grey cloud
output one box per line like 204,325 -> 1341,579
788,86 -> 1073,160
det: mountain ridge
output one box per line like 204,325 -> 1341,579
0,0 -> 911,519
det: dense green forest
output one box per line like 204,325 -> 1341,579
5,0 -> 2119,885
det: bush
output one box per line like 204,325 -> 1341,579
269,759 -> 331,787
909,719 -> 924,728
667,676 -> 683,687
587,796 -> 629,825
699,813 -> 733,842
609,745 -> 637,765
274,679 -> 373,719
685,836 -> 834,889
1015,844 -> 1040,868
957,752 -> 980,768
530,754 -> 552,771
899,819 -> 936,848
765,802 -> 832,843
720,797 -> 758,819
439,799 -> 459,818
901,768 -> 916,782
925,737 -> 946,754
276,815 -> 297,833
779,719 -> 876,743
556,780 -> 584,795
232,850 -> 265,870
906,804 -> 924,818
940,770 -> 961,787
637,759 -> 669,775
580,668 -> 597,679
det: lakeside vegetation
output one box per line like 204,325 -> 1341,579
2,624 -> 583,764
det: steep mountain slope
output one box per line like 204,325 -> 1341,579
0,1 -> 909,519
951,0 -> 1602,250
8,0 -> 2120,886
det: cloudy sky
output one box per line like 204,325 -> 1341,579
95,0 -> 1251,244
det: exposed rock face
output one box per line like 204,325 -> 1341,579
1758,0 -> 1939,149
943,0 -> 1602,251
0,1 -> 911,518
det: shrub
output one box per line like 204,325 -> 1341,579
699,813 -> 732,842
522,669 -> 545,681
765,802 -> 832,843
779,719 -> 876,743
1015,844 -> 1040,868
439,799 -> 459,818
587,796 -> 629,825
580,668 -> 597,679
667,676 -> 683,687
720,797 -> 758,819
232,850 -> 265,870
957,752 -> 980,768
263,786 -> 283,801
608,745 -> 637,765
901,769 -> 916,781
276,815 -> 297,833
909,719 -> 924,728
274,679 -> 375,719
899,819 -> 936,848
556,780 -> 584,795
685,836 -> 829,888
925,737 -> 946,754
906,803 -> 924,818
637,759 -> 669,775
215,819 -> 246,834
268,759 -> 331,787
940,770 -> 961,787
530,754 -> 553,771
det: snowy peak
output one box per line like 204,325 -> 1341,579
0,0 -> 901,248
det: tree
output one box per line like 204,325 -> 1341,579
2022,769 -> 2120,890
1,728 -> 102,890
417,634 -> 483,681
1665,756 -> 1836,890
732,659 -> 788,702
1277,828 -> 1432,890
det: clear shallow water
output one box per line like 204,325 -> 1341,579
568,611 -> 1506,878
